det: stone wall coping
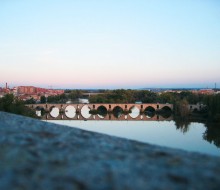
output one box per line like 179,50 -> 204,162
0,111 -> 220,189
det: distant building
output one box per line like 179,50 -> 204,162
17,86 -> 36,95
0,84 -> 63,101
135,101 -> 142,104
192,89 -> 215,95
0,87 -> 4,98
78,98 -> 89,104
188,103 -> 206,112
12,87 -> 18,95
17,86 -> 64,95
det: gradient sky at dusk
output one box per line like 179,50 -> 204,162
0,0 -> 219,89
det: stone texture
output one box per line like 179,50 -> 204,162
0,111 -> 220,190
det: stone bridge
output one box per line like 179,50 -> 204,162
26,103 -> 173,121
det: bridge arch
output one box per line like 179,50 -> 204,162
26,103 -> 173,120
97,105 -> 108,118
112,106 -> 123,118
65,105 -> 76,119
81,105 -> 92,119
159,106 -> 172,119
49,106 -> 60,118
35,106 -> 46,117
161,105 -> 172,112
144,106 -> 156,118
129,106 -> 140,118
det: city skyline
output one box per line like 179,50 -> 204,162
0,83 -> 219,90
0,0 -> 220,89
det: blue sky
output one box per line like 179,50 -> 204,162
0,0 -> 219,89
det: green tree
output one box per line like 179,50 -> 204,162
40,96 -> 46,103
175,99 -> 190,118
0,94 -> 36,118
25,98 -> 36,104
68,90 -> 83,101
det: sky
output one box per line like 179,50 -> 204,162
0,0 -> 220,89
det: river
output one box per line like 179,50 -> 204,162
38,103 -> 220,156
47,119 -> 220,157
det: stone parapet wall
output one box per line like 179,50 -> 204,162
0,111 -> 220,189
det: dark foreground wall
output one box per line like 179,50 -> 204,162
0,111 -> 220,190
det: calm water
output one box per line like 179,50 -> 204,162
48,119 -> 220,156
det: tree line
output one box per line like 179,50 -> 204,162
39,89 -> 220,121
88,89 -> 220,121
1,89 -> 219,121
0,94 -> 36,118
40,90 -> 83,103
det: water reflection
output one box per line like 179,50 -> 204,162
97,106 -> 107,118
112,106 -> 123,118
129,106 -> 140,118
37,105 -> 220,152
50,107 -> 59,118
81,105 -> 91,119
174,119 -> 220,149
36,103 -> 173,120
65,105 -> 76,118
48,119 -> 220,156
203,123 -> 220,148
144,106 -> 155,118
87,107 -> 171,120
174,119 -> 191,133
35,106 -> 46,117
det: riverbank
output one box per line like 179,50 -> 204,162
0,111 -> 220,189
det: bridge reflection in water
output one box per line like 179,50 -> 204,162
27,103 -> 173,121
